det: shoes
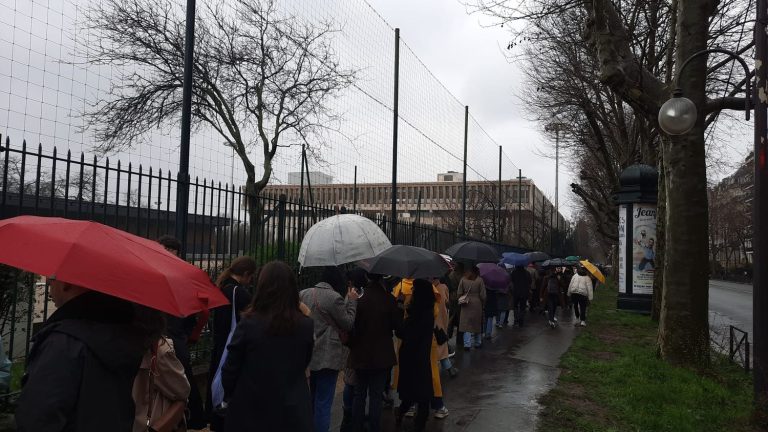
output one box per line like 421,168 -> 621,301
548,320 -> 556,328
405,406 -> 416,417
463,345 -> 472,351
553,316 -> 558,322
495,323 -> 503,329
580,321 -> 587,327
474,343 -> 483,349
448,367 -> 459,378
448,350 -> 456,358
434,407 -> 449,419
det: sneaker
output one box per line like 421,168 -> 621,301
405,406 -> 416,417
495,323 -> 503,329
580,321 -> 587,327
549,320 -> 555,328
474,343 -> 483,349
553,316 -> 558,322
434,407 -> 449,419
448,350 -> 456,358
448,367 -> 459,378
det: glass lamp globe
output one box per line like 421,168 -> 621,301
658,95 -> 697,135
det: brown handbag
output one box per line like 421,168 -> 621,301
146,340 -> 188,432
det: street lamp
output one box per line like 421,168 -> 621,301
657,46 -> 766,408
658,48 -> 751,136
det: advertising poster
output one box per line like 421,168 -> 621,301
631,203 -> 657,295
618,205 -> 626,293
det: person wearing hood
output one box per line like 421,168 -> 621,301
299,266 -> 358,432
568,266 -> 594,327
16,281 -> 156,432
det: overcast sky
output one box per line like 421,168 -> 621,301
366,0 -> 571,216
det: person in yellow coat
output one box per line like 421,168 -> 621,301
393,278 -> 448,419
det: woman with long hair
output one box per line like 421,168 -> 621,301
221,261 -> 314,431
457,266 -> 487,349
395,279 -> 436,432
207,256 -> 258,431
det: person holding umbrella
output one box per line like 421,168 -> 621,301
16,281 -> 163,431
299,267 -> 358,432
0,216 -> 229,432
568,266 -> 595,327
457,266 -> 487,349
349,273 -> 403,432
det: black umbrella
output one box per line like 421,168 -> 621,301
542,258 -> 577,267
359,245 -> 450,279
525,251 -> 550,262
444,241 -> 499,263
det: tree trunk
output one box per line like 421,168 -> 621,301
657,0 -> 713,367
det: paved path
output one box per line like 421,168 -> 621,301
709,279 -> 753,335
331,308 -> 578,432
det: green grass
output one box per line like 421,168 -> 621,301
537,283 -> 757,432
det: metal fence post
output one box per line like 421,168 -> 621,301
462,106 -> 469,238
391,28 -> 400,243
277,194 -> 287,261
497,145 -> 502,243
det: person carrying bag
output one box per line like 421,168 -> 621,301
133,337 -> 190,432
211,287 -> 239,413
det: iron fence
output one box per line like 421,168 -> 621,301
0,136 -> 529,403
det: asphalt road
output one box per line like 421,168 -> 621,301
709,279 -> 753,336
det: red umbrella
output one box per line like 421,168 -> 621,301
0,216 -> 228,317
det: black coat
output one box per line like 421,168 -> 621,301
349,283 -> 403,370
222,314 -> 314,432
396,308 -> 434,402
16,292 -> 145,432
511,267 -> 533,298
208,279 -> 252,430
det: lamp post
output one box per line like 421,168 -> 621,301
657,46 -> 767,407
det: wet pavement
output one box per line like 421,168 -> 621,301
330,308 -> 579,432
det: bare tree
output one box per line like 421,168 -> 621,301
473,0 -> 753,367
83,0 -> 355,236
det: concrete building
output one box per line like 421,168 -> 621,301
264,173 -> 567,247
286,171 -> 333,185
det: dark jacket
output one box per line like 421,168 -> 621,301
511,267 -> 533,298
349,282 -> 403,370
207,279 -> 252,429
16,291 -> 145,432
222,314 -> 314,432
395,306 -> 434,402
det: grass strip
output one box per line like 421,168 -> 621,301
537,284 -> 756,432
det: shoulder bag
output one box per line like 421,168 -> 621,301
458,284 -> 473,306
211,286 -> 238,413
145,339 -> 187,432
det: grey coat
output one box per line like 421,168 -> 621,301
300,283 -> 357,371
457,277 -> 487,334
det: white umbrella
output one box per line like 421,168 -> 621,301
298,214 -> 392,267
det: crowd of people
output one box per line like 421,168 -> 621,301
13,233 -> 597,432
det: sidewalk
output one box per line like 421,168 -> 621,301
330,308 -> 578,431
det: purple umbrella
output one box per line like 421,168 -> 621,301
477,263 -> 511,292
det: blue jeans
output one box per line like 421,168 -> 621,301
309,368 -> 339,432
485,317 -> 495,336
463,332 -> 482,347
440,358 -> 453,370
498,310 -> 509,325
353,368 -> 388,432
